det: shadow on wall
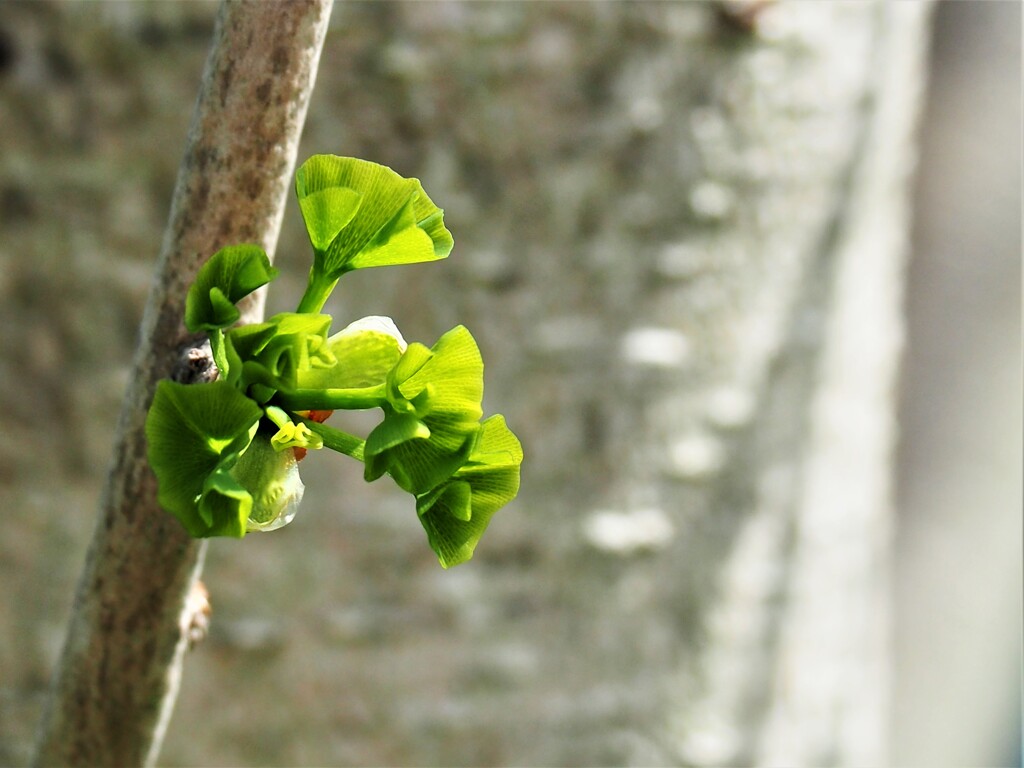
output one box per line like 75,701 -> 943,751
895,1 -> 1022,766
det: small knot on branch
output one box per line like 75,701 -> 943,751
172,338 -> 219,385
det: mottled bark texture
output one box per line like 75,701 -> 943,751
32,2 -> 332,766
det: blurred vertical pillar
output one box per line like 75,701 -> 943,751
33,1 -> 332,765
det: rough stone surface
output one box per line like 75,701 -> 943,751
0,3 -> 934,766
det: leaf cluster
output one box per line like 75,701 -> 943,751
146,156 -> 521,567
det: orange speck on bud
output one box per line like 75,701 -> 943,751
296,409 -> 334,423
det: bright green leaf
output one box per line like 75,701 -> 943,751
363,413 -> 432,482
366,422 -> 477,493
296,316 -> 406,391
387,342 -> 433,401
145,380 -> 262,538
295,155 -> 453,279
415,415 -> 523,568
364,326 -> 485,495
185,244 -> 278,333
347,194 -> 435,271
395,325 -> 484,424
298,186 -> 362,252
196,469 -> 252,537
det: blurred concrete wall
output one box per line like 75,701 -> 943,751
0,2 -> 1018,766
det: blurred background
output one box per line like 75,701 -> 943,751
895,2 -> 1021,765
0,2 -> 1019,766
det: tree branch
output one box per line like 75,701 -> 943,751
33,2 -> 333,765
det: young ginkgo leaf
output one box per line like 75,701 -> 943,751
185,244 -> 279,333
295,155 -> 454,285
197,468 -> 253,538
298,185 -> 362,252
295,316 -> 406,391
415,415 -> 524,568
363,325 -> 484,494
146,379 -> 262,537
225,312 -> 334,400
392,325 -> 484,425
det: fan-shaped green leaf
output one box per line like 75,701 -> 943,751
297,316 -> 406,391
145,380 -> 262,537
196,469 -> 251,538
185,244 -> 278,333
415,415 -> 523,568
364,326 -> 485,495
298,186 -> 362,252
295,155 -> 453,280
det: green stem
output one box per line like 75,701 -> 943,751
296,267 -> 338,314
275,384 -> 387,412
299,418 -> 364,461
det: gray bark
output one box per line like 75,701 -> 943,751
32,1 -> 332,765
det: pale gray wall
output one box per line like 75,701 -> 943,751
0,2 -> 1018,766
